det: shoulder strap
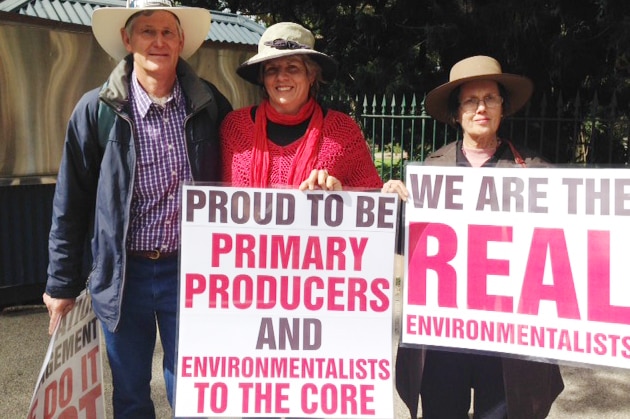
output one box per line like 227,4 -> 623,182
97,99 -> 116,152
502,139 -> 527,167
96,80 -> 116,153
201,79 -> 219,123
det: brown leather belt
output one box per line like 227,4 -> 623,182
127,249 -> 178,260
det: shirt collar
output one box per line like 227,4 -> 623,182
130,70 -> 184,117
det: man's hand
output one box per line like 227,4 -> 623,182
42,293 -> 76,335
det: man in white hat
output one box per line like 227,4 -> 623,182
42,0 -> 232,416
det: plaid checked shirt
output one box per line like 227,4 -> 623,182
126,72 -> 191,253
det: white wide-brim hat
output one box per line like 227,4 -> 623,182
425,55 -> 534,123
237,22 -> 338,85
91,0 -> 211,61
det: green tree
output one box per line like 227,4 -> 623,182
195,0 -> 629,112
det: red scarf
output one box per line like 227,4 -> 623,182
251,98 -> 324,187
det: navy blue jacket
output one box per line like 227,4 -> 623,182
46,56 -> 232,332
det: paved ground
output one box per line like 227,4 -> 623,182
4,303 -> 630,418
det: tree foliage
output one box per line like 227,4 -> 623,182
192,0 -> 629,111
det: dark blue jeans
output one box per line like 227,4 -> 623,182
101,255 -> 178,419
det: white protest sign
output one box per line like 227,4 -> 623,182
175,185 -> 399,418
401,164 -> 630,369
28,291 -> 105,419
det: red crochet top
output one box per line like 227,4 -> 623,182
220,106 -> 384,189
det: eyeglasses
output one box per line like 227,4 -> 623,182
459,95 -> 503,112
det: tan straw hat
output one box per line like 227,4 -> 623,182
425,55 -> 533,123
91,0 -> 211,61
236,22 -> 338,85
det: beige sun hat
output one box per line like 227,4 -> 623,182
91,0 -> 211,61
425,55 -> 534,123
236,22 -> 338,85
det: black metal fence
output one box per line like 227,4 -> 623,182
327,92 -> 630,181
0,183 -> 55,307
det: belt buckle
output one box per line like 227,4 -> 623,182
148,249 -> 161,260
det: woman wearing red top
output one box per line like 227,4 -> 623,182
221,22 -> 387,419
220,22 -> 383,190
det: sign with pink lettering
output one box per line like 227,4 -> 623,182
400,164 -> 630,369
175,186 -> 400,418
28,291 -> 104,419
